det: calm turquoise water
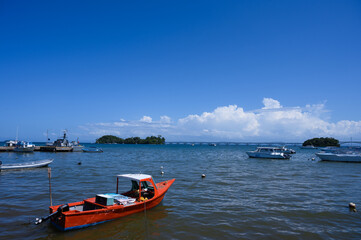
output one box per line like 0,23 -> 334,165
1,144 -> 361,239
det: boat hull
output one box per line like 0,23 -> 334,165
0,159 -> 53,170
49,179 -> 175,231
72,146 -> 84,152
316,152 -> 361,163
13,147 -> 35,153
246,152 -> 290,159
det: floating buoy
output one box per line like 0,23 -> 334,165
78,162 -> 82,165
201,174 -> 206,178
349,202 -> 356,212
160,166 -> 164,175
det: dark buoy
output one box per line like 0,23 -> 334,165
349,202 -> 357,212
201,174 -> 206,178
78,162 -> 82,165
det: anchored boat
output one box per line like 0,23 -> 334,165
13,141 -> 35,153
246,147 -> 291,159
0,159 -> 53,171
35,174 -> 175,231
316,151 -> 361,163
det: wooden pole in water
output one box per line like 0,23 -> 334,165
48,167 -> 53,206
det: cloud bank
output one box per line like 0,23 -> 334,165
80,98 -> 361,142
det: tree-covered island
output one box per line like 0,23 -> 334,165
96,135 -> 165,145
302,137 -> 340,147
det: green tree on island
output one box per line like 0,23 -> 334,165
96,135 -> 165,144
302,137 -> 340,147
95,135 -> 124,144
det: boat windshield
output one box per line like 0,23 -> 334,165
131,180 -> 139,191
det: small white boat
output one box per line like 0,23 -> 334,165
246,147 -> 291,159
0,159 -> 53,171
4,140 -> 19,147
13,141 -> 35,153
279,146 -> 296,154
316,152 -> 361,163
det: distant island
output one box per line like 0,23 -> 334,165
96,135 -> 165,145
302,137 -> 340,147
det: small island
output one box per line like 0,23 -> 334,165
302,137 -> 340,147
96,135 -> 165,145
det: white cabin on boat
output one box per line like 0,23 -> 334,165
246,147 -> 291,159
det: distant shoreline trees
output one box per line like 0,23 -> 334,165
96,135 -> 165,145
302,137 -> 340,147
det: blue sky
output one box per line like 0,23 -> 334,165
1,0 -> 361,142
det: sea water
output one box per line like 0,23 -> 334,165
1,144 -> 361,239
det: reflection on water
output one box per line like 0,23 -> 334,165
1,145 -> 361,239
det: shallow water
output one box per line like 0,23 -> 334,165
1,145 -> 361,239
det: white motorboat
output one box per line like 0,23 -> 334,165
4,140 -> 19,147
0,159 -> 53,170
316,152 -> 361,163
279,146 -> 296,154
246,147 -> 291,159
13,141 -> 35,153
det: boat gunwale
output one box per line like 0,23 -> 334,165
0,159 -> 53,169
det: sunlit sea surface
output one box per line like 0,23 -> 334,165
1,144 -> 361,239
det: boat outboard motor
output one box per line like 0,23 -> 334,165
35,204 -> 69,225
57,204 -> 70,213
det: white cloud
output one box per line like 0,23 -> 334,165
80,98 -> 361,141
140,116 -> 152,123
262,98 -> 282,109
160,115 -> 171,123
178,105 -> 259,139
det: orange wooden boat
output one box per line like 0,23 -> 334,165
35,174 -> 175,231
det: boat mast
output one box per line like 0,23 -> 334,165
16,126 -> 19,141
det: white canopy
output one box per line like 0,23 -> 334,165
117,174 -> 152,181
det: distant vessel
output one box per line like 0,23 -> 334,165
41,130 -> 73,152
4,140 -> 19,147
13,141 -> 35,153
53,130 -> 71,147
316,148 -> 361,163
246,147 -> 291,159
4,128 -> 20,148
